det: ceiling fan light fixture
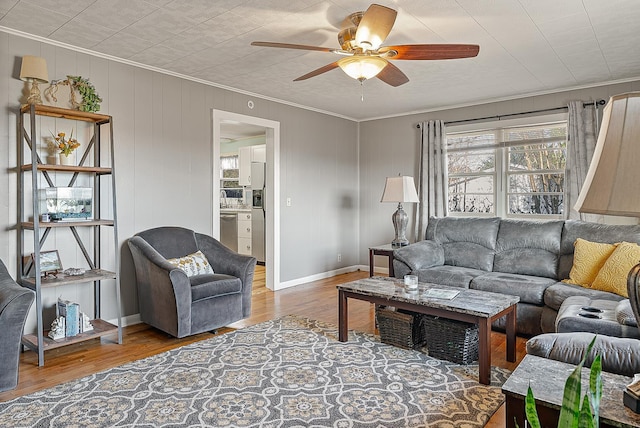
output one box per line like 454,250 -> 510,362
338,56 -> 387,81
355,27 -> 382,51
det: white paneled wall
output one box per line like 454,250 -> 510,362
0,32 -> 359,333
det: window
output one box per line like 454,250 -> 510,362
446,121 -> 567,218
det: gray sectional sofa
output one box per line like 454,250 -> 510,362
392,217 -> 640,336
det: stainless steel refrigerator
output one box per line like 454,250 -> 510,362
251,162 -> 266,264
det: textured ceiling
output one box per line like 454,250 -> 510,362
2,0 -> 640,120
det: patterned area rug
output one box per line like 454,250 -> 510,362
0,316 -> 510,427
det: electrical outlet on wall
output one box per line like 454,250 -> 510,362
337,253 -> 342,262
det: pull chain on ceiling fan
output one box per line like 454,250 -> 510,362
251,4 -> 480,87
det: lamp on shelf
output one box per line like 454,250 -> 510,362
381,175 -> 420,247
573,92 -> 640,317
19,55 -> 49,105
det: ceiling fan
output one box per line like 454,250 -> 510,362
251,4 -> 479,87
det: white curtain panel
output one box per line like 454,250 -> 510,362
415,120 -> 448,241
566,101 -> 603,222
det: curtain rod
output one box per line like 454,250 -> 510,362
416,99 -> 606,128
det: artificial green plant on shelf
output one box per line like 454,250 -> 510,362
521,336 -> 602,428
44,75 -> 102,112
67,75 -> 102,112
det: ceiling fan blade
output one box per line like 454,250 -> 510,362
376,62 -> 409,87
355,4 -> 397,50
294,62 -> 340,81
251,41 -> 335,53
380,44 -> 480,60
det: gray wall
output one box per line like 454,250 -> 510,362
0,32 -> 359,332
359,80 -> 640,269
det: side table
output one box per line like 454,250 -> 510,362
502,354 -> 640,427
368,244 -> 395,277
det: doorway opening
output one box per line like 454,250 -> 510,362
212,110 -> 280,290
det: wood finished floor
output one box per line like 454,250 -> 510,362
0,266 -> 526,427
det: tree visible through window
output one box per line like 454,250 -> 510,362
447,122 -> 567,218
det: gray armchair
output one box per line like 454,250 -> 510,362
128,227 -> 256,338
0,259 -> 35,392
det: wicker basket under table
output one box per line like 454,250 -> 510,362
376,307 -> 479,364
422,315 -> 479,365
375,307 -> 427,350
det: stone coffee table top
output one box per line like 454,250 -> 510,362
337,276 -> 519,317
503,354 -> 640,427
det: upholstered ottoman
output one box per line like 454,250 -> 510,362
555,295 -> 640,339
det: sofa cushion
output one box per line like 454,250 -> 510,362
426,216 -> 500,271
493,219 -> 563,279
413,265 -> 485,288
543,282 -> 624,311
563,238 -> 616,287
470,272 -> 556,305
190,274 -> 242,302
526,332 -> 640,377
393,241 -> 444,271
591,242 -> 640,297
558,220 -> 640,281
555,296 -> 640,339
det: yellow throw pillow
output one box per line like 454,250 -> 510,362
563,238 -> 617,287
166,250 -> 214,277
591,242 -> 640,297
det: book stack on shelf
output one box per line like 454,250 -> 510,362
48,298 -> 93,340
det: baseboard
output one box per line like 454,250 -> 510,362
276,265 -> 364,290
106,313 -> 142,328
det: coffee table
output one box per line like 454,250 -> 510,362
502,354 -> 640,427
337,276 -> 519,385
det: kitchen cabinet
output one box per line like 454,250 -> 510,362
17,104 -> 122,366
238,146 -> 251,186
252,144 -> 266,163
238,144 -> 266,186
237,212 -> 252,255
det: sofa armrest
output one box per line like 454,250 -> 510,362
393,241 -> 445,272
128,236 -> 193,337
616,300 -> 638,327
526,332 -> 640,377
195,234 -> 256,285
195,233 -> 257,317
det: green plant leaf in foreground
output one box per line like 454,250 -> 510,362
589,355 -> 602,428
558,336 -> 598,428
525,383 -> 542,428
578,394 -> 594,428
559,363 -> 583,428
519,336 -> 601,428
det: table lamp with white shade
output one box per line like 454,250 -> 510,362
19,55 -> 49,105
381,175 -> 419,247
573,92 -> 640,319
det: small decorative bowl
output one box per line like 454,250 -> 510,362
63,268 -> 86,276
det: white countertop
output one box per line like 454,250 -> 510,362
220,208 -> 251,213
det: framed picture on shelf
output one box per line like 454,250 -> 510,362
31,250 -> 63,278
